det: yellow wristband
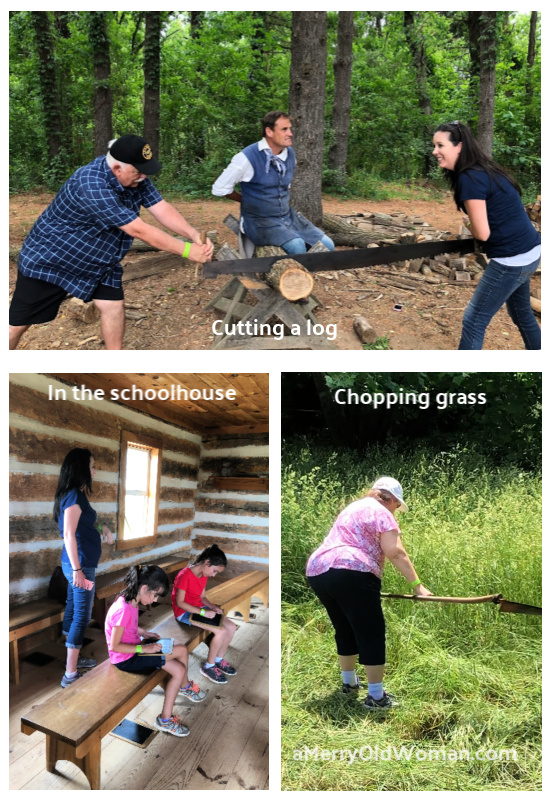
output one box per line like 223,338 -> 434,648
136,644 -> 142,653
182,241 -> 192,258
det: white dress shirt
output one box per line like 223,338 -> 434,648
211,138 -> 289,196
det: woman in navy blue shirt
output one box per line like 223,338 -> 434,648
53,448 -> 113,687
433,122 -> 540,350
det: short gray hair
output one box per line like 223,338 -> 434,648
106,139 -> 130,169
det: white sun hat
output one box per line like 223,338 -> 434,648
371,477 -> 409,512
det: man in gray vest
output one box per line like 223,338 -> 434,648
212,111 -> 334,255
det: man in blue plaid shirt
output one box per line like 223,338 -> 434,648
9,134 -> 213,349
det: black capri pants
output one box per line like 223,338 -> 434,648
308,568 -> 385,665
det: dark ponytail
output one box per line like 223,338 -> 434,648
121,564 -> 169,602
193,544 -> 227,567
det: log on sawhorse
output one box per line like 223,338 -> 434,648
203,274 -> 336,350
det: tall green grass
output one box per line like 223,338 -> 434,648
281,441 -> 541,791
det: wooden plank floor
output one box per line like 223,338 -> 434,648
9,602 -> 269,790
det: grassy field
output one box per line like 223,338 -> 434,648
281,441 -> 542,791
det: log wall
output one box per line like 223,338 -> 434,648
195,432 -> 269,580
10,375 -> 269,607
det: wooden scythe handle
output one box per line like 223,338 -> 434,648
381,593 -> 503,604
194,231 -> 208,279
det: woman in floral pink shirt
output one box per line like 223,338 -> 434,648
306,477 -> 431,710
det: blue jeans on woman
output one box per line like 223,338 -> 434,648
61,562 -> 96,649
459,257 -> 541,350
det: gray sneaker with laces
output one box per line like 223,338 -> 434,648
363,692 -> 398,710
155,715 -> 190,737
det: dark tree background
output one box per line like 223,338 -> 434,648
9,11 -> 541,197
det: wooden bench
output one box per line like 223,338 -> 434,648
9,553 -> 189,685
92,552 -> 189,627
10,599 -> 66,685
21,570 -> 268,790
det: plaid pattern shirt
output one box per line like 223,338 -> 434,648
18,156 -> 163,301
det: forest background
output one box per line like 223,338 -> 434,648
9,10 -> 541,213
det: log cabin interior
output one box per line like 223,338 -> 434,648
9,372 -> 269,790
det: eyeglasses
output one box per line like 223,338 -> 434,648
448,120 -> 462,140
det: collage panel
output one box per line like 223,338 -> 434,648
9,373 -> 269,790
281,371 -> 541,791
9,11 -> 540,353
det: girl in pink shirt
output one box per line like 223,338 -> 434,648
306,477 -> 431,710
105,564 -> 206,738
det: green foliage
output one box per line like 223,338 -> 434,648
9,11 -> 541,194
281,441 -> 541,790
317,372 -> 541,469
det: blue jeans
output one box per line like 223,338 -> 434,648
61,562 -> 96,649
459,257 -> 541,350
282,234 -> 335,255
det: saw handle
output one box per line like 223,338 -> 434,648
194,231 -> 208,279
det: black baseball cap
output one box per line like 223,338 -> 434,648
109,134 -> 162,174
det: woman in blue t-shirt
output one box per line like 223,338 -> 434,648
53,448 -> 114,687
433,121 -> 540,350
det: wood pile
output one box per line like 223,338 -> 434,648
525,196 -> 541,232
322,210 -> 454,246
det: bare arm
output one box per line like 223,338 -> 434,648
119,214 -> 212,263
110,625 -> 161,654
380,529 -> 431,595
63,505 -> 86,589
201,589 -> 223,614
225,190 -> 242,202
463,199 -> 491,241
176,587 -> 216,618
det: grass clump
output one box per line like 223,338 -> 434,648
281,441 -> 541,791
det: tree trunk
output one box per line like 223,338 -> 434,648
189,12 -> 204,39
476,12 -> 498,157
288,12 -> 328,226
403,11 -> 433,176
328,12 -> 354,187
88,12 -> 113,157
526,11 -> 537,103
54,11 -> 71,39
30,12 -> 63,174
143,12 -> 162,154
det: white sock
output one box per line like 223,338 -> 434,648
215,656 -> 222,664
368,681 -> 384,700
342,670 -> 356,686
205,662 -> 215,669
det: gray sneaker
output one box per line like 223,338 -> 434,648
76,656 -> 97,669
363,692 -> 398,711
179,681 -> 207,702
155,715 -> 190,737
61,671 -> 83,688
342,678 -> 362,694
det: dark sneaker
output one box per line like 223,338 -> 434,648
363,692 -> 398,711
61,671 -> 83,688
76,656 -> 97,669
217,658 -> 237,676
342,678 -> 362,694
200,664 -> 228,684
179,681 -> 207,702
155,715 -> 190,737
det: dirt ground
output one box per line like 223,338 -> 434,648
9,192 -> 540,350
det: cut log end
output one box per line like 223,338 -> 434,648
264,258 -> 315,301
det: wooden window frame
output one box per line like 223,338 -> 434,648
117,430 -> 162,551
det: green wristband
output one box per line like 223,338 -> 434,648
200,608 -> 205,616
97,523 -> 102,534
182,241 -> 192,259
136,644 -> 142,654
409,578 -> 421,588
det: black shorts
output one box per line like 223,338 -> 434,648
9,271 -> 124,326
115,653 -> 166,674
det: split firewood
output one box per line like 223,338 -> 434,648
254,245 -> 287,258
263,258 -> 315,301
454,271 -> 471,282
322,213 -> 380,247
215,243 -> 241,261
65,297 -> 100,324
353,315 -> 378,344
449,257 -> 467,272
420,263 -> 433,277
530,296 -> 541,315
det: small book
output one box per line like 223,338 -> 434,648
139,637 -> 174,654
189,611 -> 224,628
